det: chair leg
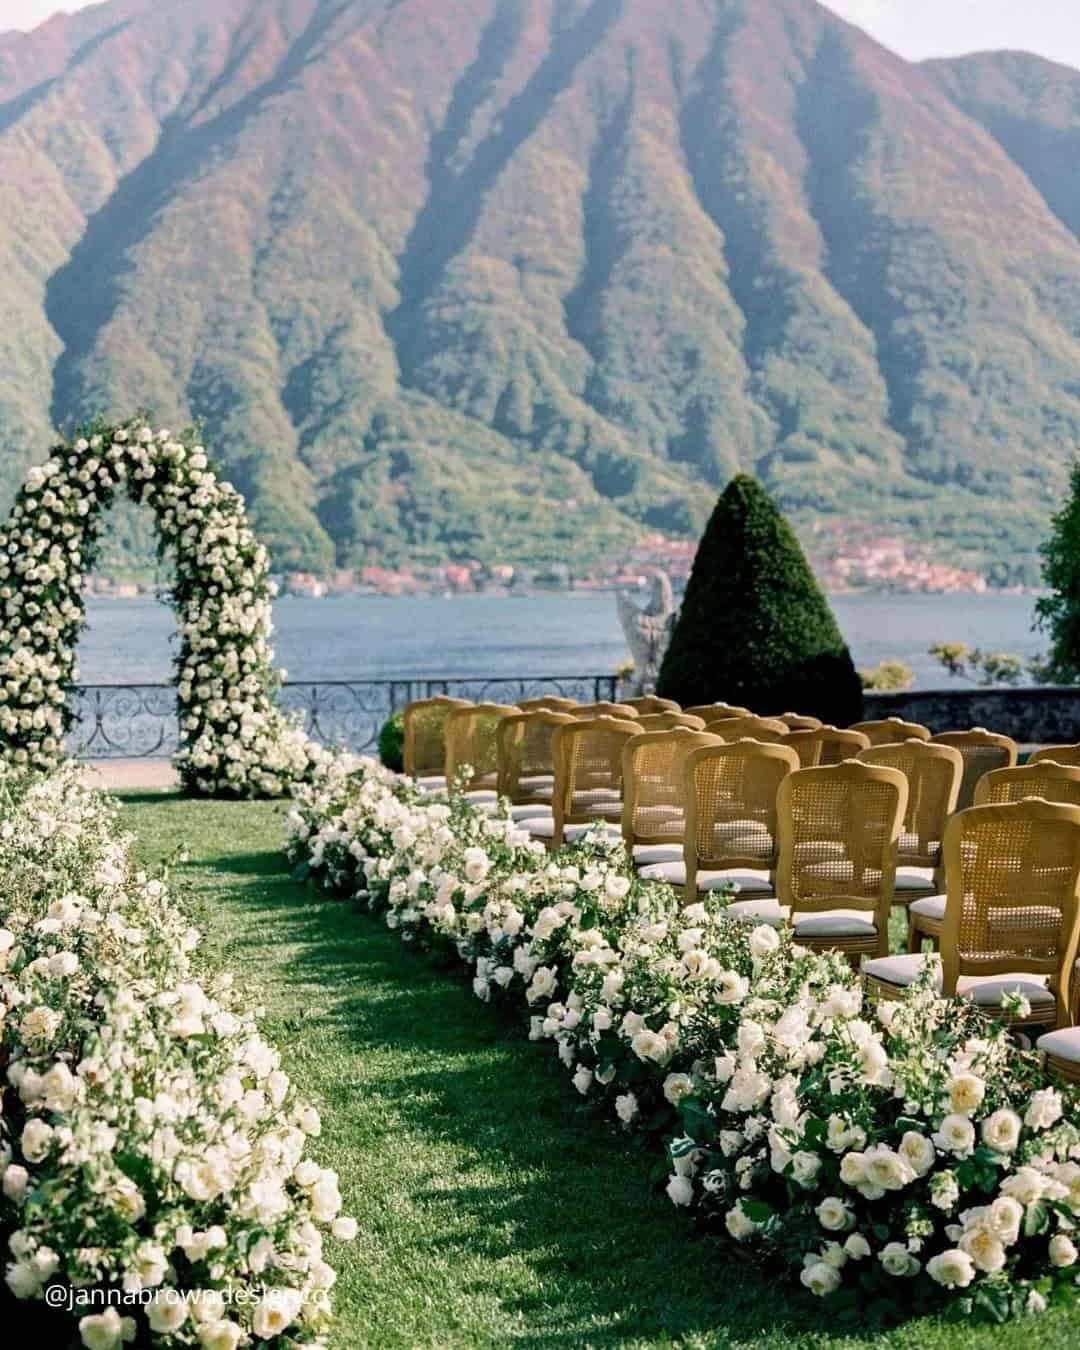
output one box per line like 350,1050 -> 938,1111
906,916 -> 922,954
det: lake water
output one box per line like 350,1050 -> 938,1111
76,591 -> 1045,689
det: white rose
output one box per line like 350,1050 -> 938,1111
1050,1234 -> 1078,1268
79,1308 -> 136,1350
20,1120 -> 53,1164
572,1066 -> 593,1096
934,1113 -> 976,1156
816,1196 -> 853,1232
960,1226 -> 1006,1273
898,1131 -> 935,1176
1025,1088 -> 1063,1132
946,1072 -> 985,1117
800,1260 -> 841,1296
843,1233 -> 871,1260
251,1287 -> 303,1339
2,1164 -> 29,1200
878,1242 -> 918,1277
791,1151 -> 822,1187
666,1173 -> 693,1206
725,1203 -> 759,1241
614,1092 -> 638,1124
981,1108 -> 1022,1154
147,1290 -> 188,1333
663,1073 -> 694,1105
748,925 -> 780,960
331,1216 -> 358,1241
926,1248 -> 976,1289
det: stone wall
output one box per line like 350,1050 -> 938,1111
863,688 -> 1080,745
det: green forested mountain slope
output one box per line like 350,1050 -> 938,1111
1,0 -> 1078,574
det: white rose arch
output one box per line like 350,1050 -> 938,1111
0,417 -> 324,796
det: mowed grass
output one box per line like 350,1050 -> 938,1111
118,792 -> 1080,1350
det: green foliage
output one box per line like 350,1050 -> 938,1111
860,660 -> 914,692
930,641 -> 1033,687
657,476 -> 864,723
377,711 -> 404,772
1036,460 -> 1080,682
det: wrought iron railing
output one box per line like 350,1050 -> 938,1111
66,675 -> 621,759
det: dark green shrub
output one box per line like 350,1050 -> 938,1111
1036,461 -> 1080,682
657,475 -> 864,724
378,711 -> 404,771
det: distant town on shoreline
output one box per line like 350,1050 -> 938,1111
85,525 -> 1022,602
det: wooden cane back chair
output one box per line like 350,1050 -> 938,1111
705,714 -> 789,744
858,740 -> 962,902
543,717 -> 641,849
785,725 -> 870,768
573,701 -> 640,719
975,762 -> 1080,808
684,702 -> 751,723
638,741 -> 796,900
621,729 -> 721,864
779,712 -> 823,732
444,703 -> 518,793
908,763 -> 1080,953
729,761 -> 907,961
403,696 -> 471,781
624,695 -> 681,715
635,712 -> 707,732
851,717 -> 931,746
1030,745 -> 1080,768
517,696 -> 579,712
496,710 -> 575,808
930,729 -> 1019,811
868,799 -> 1080,1030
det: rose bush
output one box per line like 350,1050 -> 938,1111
0,762 -> 355,1347
287,758 -> 1080,1325
0,417 -> 325,797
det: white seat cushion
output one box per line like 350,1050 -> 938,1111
519,774 -> 554,791
464,790 -> 498,802
417,774 -> 446,788
864,954 -> 1053,1007
1037,1028 -> 1080,1063
895,867 -> 936,892
524,816 -> 619,842
637,861 -> 772,893
510,803 -> 547,821
908,894 -> 946,920
728,900 -> 876,938
633,844 -> 684,866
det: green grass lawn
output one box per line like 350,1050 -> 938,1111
118,792 -> 1080,1350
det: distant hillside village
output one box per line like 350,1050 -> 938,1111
84,528 -> 997,601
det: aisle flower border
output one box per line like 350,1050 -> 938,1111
0,416 -> 323,797
286,758 -> 1080,1328
0,761 -> 356,1348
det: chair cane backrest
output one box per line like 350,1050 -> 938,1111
1029,745 -> 1080,769
684,702 -> 751,723
445,703 -> 519,791
785,725 -> 870,768
625,695 -> 681,715
975,762 -> 1080,808
776,761 -> 908,941
573,701 -> 640,719
779,712 -> 823,732
705,714 -> 789,744
403,696 -> 471,777
930,729 -> 1019,811
550,717 -> 641,847
636,712 -> 707,732
517,696 -> 579,712
621,729 -> 722,848
497,710 -> 575,803
682,740 -> 799,895
858,740 -> 962,867
939,800 -> 1080,1023
851,717 -> 931,746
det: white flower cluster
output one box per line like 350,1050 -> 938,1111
287,760 -> 1080,1325
0,418 -> 326,797
0,762 -> 356,1347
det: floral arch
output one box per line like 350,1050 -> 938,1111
0,417 -> 324,797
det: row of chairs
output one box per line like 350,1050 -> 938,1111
398,695 -> 1080,1049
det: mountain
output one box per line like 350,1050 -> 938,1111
1,0 -> 1079,579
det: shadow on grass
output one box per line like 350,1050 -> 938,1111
182,848 -> 836,1348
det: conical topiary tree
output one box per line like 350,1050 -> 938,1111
656,476 -> 864,724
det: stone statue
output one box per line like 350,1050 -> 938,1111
616,568 -> 677,695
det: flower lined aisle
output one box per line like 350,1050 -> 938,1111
287,760 -> 1080,1327
0,763 -> 354,1348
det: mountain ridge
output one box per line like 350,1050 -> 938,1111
1,0 -> 1078,579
